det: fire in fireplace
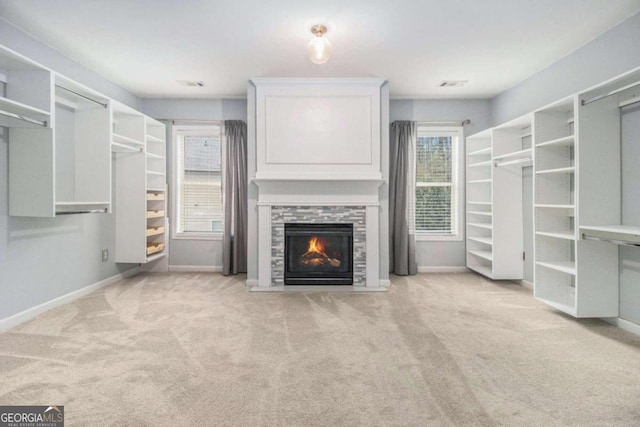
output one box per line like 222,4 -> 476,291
284,223 -> 353,285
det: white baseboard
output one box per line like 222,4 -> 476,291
603,317 -> 640,337
418,266 -> 469,273
168,265 -> 223,273
0,267 -> 141,331
379,279 -> 391,288
245,279 -> 258,287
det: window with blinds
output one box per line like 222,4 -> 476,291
175,125 -> 223,235
415,127 -> 461,238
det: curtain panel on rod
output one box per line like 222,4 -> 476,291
222,120 -> 248,275
389,121 -> 418,276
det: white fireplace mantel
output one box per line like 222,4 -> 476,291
246,78 -> 390,290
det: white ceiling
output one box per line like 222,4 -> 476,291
0,0 -> 639,99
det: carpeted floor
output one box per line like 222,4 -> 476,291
1,273 -> 640,426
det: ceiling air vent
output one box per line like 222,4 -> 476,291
177,80 -> 206,87
439,80 -> 468,88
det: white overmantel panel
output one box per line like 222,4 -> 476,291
251,78 -> 385,180
253,179 -> 384,205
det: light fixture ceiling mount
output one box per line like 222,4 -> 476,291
307,24 -> 332,64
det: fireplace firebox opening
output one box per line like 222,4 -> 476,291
284,223 -> 354,285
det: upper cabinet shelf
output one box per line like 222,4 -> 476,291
0,96 -> 50,128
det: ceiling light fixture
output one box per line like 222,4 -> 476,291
307,25 -> 332,64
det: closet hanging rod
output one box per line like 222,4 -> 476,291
55,85 -> 108,108
581,80 -> 640,106
111,142 -> 143,153
0,109 -> 47,127
156,119 -> 221,124
56,208 -> 108,215
582,234 -> 640,248
619,96 -> 640,108
418,119 -> 471,126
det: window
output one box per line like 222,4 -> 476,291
173,125 -> 223,238
414,126 -> 463,241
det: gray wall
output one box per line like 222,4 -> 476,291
390,99 -> 492,267
491,12 -> 640,125
140,98 -> 247,268
0,20 -> 140,320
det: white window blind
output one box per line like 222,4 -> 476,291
175,125 -> 223,235
415,127 -> 461,237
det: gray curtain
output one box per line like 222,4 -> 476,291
389,121 -> 418,276
222,120 -> 248,275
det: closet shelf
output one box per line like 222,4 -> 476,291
147,171 -> 166,176
146,192 -> 165,201
468,201 -> 492,206
146,226 -> 165,237
493,148 -> 532,162
146,134 -> 165,143
468,160 -> 492,168
468,263 -> 493,278
468,222 -> 492,230
147,187 -> 166,192
468,236 -> 493,246
468,179 -> 492,184
536,261 -> 576,276
146,242 -> 165,255
468,250 -> 493,262
536,135 -> 574,148
536,166 -> 575,175
536,231 -> 575,241
467,211 -> 492,217
580,225 -> 640,246
146,210 -> 165,219
536,297 -> 577,317
146,252 -> 167,263
146,152 -> 165,160
535,204 -> 574,210
467,147 -> 491,156
0,96 -> 50,128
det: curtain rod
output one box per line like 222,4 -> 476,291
417,119 -> 471,126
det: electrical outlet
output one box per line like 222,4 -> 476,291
102,249 -> 109,262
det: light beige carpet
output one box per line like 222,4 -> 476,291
1,273 -> 640,426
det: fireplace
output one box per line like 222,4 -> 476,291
284,223 -> 353,285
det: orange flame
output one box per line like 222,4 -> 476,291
304,236 -> 327,257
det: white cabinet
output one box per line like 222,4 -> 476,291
113,103 -> 167,263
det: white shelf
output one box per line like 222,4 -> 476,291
468,160 -> 492,168
146,152 -> 165,160
536,261 -> 576,276
536,135 -> 574,148
536,231 -> 575,241
493,148 -> 532,161
469,250 -> 493,262
535,204 -> 575,210
146,252 -> 167,263
147,187 -> 166,192
468,222 -> 492,230
146,134 -> 165,143
580,225 -> 640,245
113,133 -> 144,147
536,166 -> 575,175
467,201 -> 492,205
467,147 -> 491,156
56,201 -> 110,206
146,171 -> 165,176
468,236 -> 493,246
467,211 -> 492,217
468,179 -> 492,184
0,96 -> 50,128
536,297 -> 576,317
468,263 -> 493,278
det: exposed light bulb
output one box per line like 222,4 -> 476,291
307,25 -> 331,64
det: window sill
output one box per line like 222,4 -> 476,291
416,233 -> 463,242
172,233 -> 223,241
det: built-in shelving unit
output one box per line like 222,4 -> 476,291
113,105 -> 168,264
466,114 -> 531,280
533,96 -> 578,314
